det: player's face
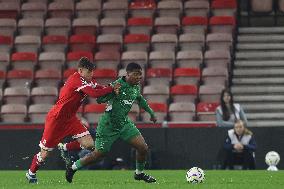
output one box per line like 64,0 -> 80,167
127,69 -> 142,85
79,68 -> 93,82
223,92 -> 231,104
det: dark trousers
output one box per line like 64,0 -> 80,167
223,149 -> 256,170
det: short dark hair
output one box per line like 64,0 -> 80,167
78,57 -> 95,71
126,62 -> 142,72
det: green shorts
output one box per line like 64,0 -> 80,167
95,113 -> 141,153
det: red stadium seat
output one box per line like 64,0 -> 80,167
42,35 -> 68,52
0,2 -> 19,19
127,17 -> 153,35
209,16 -> 236,34
11,52 -> 37,70
174,68 -> 200,85
0,35 -> 12,53
182,16 -> 208,34
141,102 -> 167,122
84,103 -> 106,123
0,52 -> 9,71
0,70 -> 6,88
146,68 -> 172,85
67,51 -> 93,68
7,70 -> 33,88
73,18 -> 98,35
95,51 -> 120,69
211,0 -> 237,16
197,102 -> 219,121
69,34 -> 96,52
93,68 -> 117,85
124,34 -> 150,51
129,1 -> 156,18
171,85 -> 198,103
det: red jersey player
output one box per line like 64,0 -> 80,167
26,57 -> 120,183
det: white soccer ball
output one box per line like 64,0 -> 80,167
265,151 -> 280,166
186,167 -> 205,184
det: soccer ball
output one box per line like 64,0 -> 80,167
265,151 -> 280,166
186,167 -> 205,184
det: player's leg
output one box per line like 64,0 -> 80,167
26,149 -> 50,183
121,121 -> 156,183
65,114 -> 116,183
58,117 -> 93,165
128,135 -> 156,183
26,116 -> 67,183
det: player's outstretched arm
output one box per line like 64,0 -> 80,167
81,85 -> 113,98
136,95 -> 157,123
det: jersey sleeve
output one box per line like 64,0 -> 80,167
75,77 -> 113,98
136,94 -> 155,118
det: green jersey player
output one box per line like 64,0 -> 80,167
66,62 -> 157,183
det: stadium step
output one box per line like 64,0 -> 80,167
246,113 -> 284,120
233,27 -> 284,127
233,68 -> 284,77
234,60 -> 284,67
241,103 -> 284,111
248,120 -> 284,127
232,86 -> 284,94
232,77 -> 284,85
234,95 -> 284,102
237,35 -> 284,42
235,51 -> 284,60
237,43 -> 284,50
239,27 -> 284,34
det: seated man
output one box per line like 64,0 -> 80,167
223,120 -> 256,170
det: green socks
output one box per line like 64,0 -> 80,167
136,161 -> 146,174
72,160 -> 83,170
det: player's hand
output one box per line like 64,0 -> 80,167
113,83 -> 121,95
150,116 -> 157,123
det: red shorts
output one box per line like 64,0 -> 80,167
39,115 -> 90,151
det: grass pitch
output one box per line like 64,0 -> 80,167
0,170 -> 283,189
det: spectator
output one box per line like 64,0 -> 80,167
216,89 -> 248,127
223,120 -> 256,170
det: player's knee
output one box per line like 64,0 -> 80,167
138,144 -> 148,155
38,151 -> 48,162
82,142 -> 95,151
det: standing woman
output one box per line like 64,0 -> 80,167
216,89 -> 248,127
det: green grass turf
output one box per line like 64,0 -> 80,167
0,170 -> 283,189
